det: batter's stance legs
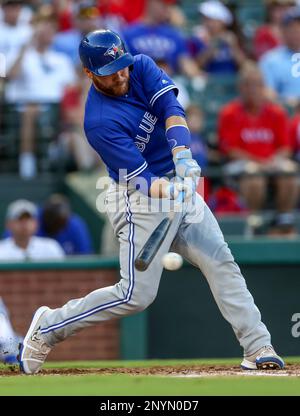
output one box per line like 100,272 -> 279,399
19,191 -> 283,373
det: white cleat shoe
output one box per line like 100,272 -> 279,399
19,306 -> 51,375
241,345 -> 285,370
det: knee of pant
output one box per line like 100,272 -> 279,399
210,241 -> 235,264
127,290 -> 157,313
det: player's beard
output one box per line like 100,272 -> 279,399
93,78 -> 130,97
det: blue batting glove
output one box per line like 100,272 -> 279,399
174,149 -> 201,183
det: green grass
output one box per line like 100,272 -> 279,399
1,358 -> 300,396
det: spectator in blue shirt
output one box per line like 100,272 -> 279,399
122,0 -> 200,78
260,6 -> 300,106
190,1 -> 245,75
37,194 -> 93,255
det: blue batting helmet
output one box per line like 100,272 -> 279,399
79,29 -> 134,76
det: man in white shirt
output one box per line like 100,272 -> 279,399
5,11 -> 76,179
0,199 -> 64,363
0,0 -> 33,63
0,199 -> 65,261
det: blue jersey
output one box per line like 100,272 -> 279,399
122,23 -> 188,72
84,54 -> 182,187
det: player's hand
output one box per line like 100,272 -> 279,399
165,177 -> 195,203
174,149 -> 201,184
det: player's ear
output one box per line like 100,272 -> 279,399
83,67 -> 93,79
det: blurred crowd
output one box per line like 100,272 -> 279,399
1,0 -> 300,235
0,195 -> 93,259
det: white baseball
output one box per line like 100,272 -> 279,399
162,252 -> 183,271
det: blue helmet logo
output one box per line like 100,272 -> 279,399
104,44 -> 125,59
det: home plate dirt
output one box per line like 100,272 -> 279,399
1,363 -> 300,377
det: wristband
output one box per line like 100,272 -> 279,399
166,125 -> 191,150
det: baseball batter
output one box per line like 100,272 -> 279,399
19,30 -> 284,374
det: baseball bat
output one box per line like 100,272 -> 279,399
134,216 -> 172,271
134,192 -> 183,272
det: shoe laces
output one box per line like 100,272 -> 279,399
257,345 -> 275,358
33,344 -> 51,360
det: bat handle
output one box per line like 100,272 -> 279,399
169,190 -> 184,220
174,189 -> 184,207
177,190 -> 184,203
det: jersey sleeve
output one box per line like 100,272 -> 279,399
85,125 -> 158,191
140,54 -> 179,107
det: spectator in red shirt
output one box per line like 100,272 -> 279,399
253,0 -> 295,60
218,63 -> 298,216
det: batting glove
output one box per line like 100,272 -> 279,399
166,177 -> 195,203
174,149 -> 201,184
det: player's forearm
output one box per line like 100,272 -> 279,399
148,116 -> 192,198
166,115 -> 188,130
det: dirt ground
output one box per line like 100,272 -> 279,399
1,363 -> 300,377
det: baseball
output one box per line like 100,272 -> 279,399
162,252 -> 183,271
